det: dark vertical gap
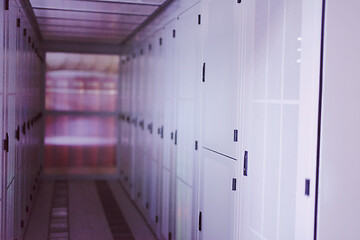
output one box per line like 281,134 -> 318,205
314,0 -> 327,239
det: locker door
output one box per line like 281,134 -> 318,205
239,0 -> 322,240
201,0 -> 241,159
199,150 -> 237,240
174,3 -> 202,240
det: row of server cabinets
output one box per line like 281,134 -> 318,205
118,0 -> 324,239
0,0 -> 45,239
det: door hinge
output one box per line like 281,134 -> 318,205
3,133 -> 9,152
23,28 -> 27,37
202,63 -> 206,82
243,151 -> 248,176
155,215 -> 159,223
173,29 -> 176,38
148,44 -> 152,51
305,179 -> 310,196
198,14 -> 201,25
195,140 -> 198,150
159,38 -> 163,46
17,18 -> 20,28
161,126 -> 164,139
234,129 -> 238,142
198,211 -> 202,231
232,178 -> 237,191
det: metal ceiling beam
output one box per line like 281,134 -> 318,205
19,0 -> 42,40
33,7 -> 149,16
41,40 -> 123,55
36,16 -> 141,24
37,16 -> 139,24
68,0 -> 162,6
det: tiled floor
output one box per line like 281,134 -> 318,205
24,180 -> 156,240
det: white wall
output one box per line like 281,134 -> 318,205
317,1 -> 360,239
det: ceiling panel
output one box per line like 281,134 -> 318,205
33,9 -> 147,23
31,0 -> 158,15
29,0 -> 172,45
38,19 -> 138,30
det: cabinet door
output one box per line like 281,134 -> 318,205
239,0 -> 321,240
159,21 -> 178,240
201,0 -> 241,159
175,3 -> 202,239
199,150 -> 237,240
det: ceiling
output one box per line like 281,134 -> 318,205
29,0 -> 169,44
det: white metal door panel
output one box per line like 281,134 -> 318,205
162,99 -> 173,170
150,160 -> 159,227
176,100 -> 195,186
317,1 -> 360,239
162,21 -> 177,101
6,182 -> 15,240
201,0 -> 240,159
8,2 -> 17,94
200,150 -> 237,240
239,1 -> 322,240
7,95 -> 16,187
161,169 -> 170,239
176,180 -> 192,240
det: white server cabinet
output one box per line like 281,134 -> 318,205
201,0 -> 241,159
239,0 -> 323,240
317,1 -> 360,239
174,3 -> 202,240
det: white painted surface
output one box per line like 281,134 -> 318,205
318,1 -> 360,239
